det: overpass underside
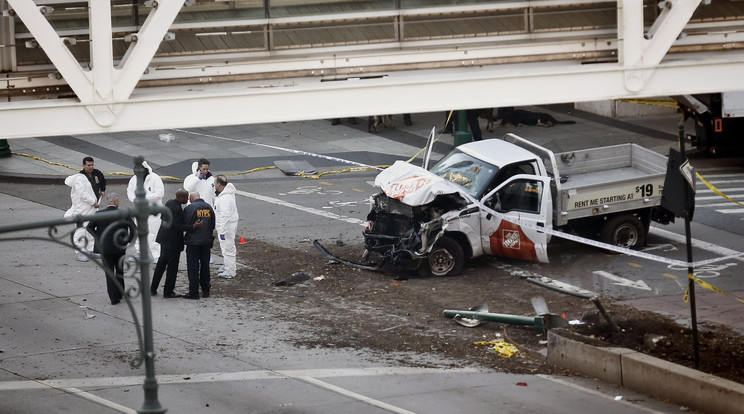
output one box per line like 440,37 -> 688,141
0,0 -> 743,138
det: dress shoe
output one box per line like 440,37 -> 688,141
202,290 -> 210,298
150,290 -> 157,296
182,294 -> 199,300
163,292 -> 179,299
111,299 -> 120,305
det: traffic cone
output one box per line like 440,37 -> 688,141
239,236 -> 247,245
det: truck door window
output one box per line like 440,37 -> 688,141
489,179 -> 543,214
482,162 -> 536,198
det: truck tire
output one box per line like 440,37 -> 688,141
421,236 -> 464,277
600,214 -> 646,250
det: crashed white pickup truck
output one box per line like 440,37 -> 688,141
354,133 -> 672,276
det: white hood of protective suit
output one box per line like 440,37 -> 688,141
215,182 -> 239,233
126,160 -> 164,204
374,161 -> 469,206
64,173 -> 97,218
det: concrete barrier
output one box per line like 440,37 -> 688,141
547,330 -> 744,414
622,352 -> 744,414
546,330 -> 633,385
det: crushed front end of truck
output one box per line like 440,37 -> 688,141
363,191 -> 466,270
360,160 -> 476,274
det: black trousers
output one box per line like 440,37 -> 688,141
150,248 -> 182,295
102,253 -> 125,303
186,244 -> 211,296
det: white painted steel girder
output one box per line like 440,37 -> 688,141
1,53 -> 743,139
1,0 -> 742,138
619,0 -> 702,91
6,0 -> 183,126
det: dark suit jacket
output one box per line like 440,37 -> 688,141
156,198 -> 191,252
86,206 -> 135,255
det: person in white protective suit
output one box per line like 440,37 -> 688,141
64,173 -> 99,262
126,160 -> 164,262
214,175 -> 239,278
183,158 -> 215,208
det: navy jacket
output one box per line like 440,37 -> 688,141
156,198 -> 191,252
184,198 -> 215,246
86,206 -> 135,255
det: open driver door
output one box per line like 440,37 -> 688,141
479,175 -> 552,263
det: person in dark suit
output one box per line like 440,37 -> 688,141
183,192 -> 215,300
87,193 -> 134,305
150,189 -> 201,298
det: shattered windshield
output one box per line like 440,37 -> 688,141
429,150 -> 498,198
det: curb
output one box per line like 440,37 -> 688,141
546,329 -> 744,413
0,172 -> 132,185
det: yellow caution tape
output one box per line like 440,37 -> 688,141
474,340 -> 520,358
696,172 -> 744,208
10,152 -> 274,181
684,273 -> 744,304
225,166 -> 278,177
405,110 -> 454,164
614,98 -> 679,109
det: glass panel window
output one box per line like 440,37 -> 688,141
270,0 -> 396,18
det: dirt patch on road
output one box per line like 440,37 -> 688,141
213,238 -> 744,384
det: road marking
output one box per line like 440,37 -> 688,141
716,208 -> 744,214
234,189 -> 366,226
63,388 -> 137,414
0,367 -> 477,391
628,262 -> 642,268
537,375 -> 667,414
697,187 -> 744,194
662,273 -> 679,279
593,270 -> 651,291
649,226 -> 744,262
298,376 -> 417,414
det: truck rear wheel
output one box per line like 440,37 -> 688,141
600,214 -> 646,250
421,236 -> 464,276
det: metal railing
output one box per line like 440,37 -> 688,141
0,156 -> 171,414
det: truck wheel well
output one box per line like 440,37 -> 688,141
442,231 -> 472,258
565,209 -> 653,239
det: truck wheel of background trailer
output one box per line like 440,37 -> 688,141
600,214 -> 646,250
421,236 -> 464,277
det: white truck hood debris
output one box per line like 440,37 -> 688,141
374,161 -> 470,206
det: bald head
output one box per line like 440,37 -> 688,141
189,192 -> 199,203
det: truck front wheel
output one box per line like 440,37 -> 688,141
421,236 -> 465,276
600,214 -> 646,250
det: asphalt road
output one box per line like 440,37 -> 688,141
1,185 -> 694,414
5,161 -> 744,313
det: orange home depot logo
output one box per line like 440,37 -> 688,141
386,176 -> 430,200
502,229 -> 521,249
489,221 -> 538,262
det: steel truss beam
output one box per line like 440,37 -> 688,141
2,53 -> 743,138
1,0 -> 743,138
